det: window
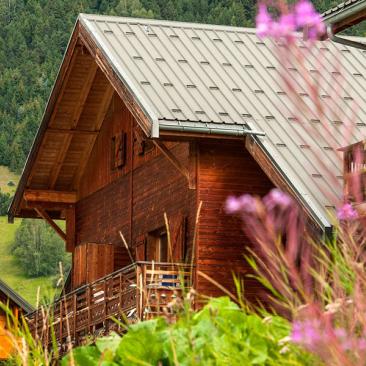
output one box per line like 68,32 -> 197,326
146,228 -> 168,262
111,132 -> 127,170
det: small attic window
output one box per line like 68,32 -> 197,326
111,132 -> 127,170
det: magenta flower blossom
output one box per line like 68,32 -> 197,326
336,203 -> 358,221
256,3 -> 273,38
277,13 -> 296,38
225,196 -> 242,214
239,194 -> 257,213
225,194 -> 257,214
263,188 -> 292,210
291,320 -> 322,348
255,0 -> 326,41
295,0 -> 317,27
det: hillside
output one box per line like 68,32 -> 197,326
0,166 -> 18,195
0,216 -> 56,306
0,166 -> 55,306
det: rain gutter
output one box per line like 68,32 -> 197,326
159,124 -> 266,137
323,0 -> 366,30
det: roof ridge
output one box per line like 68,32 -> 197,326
79,13 -> 257,33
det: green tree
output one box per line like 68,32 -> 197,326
11,219 -> 70,278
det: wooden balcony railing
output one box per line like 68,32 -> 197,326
26,262 -> 194,353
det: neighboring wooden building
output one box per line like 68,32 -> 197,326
0,280 -> 33,360
7,15 -> 366,348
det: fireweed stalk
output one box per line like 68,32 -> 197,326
225,1 -> 366,365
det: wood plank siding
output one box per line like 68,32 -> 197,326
74,94 -> 196,281
196,140 -> 274,302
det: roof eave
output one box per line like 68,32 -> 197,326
324,0 -> 366,33
8,20 -> 81,223
0,280 -> 34,314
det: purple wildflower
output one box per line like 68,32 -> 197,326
239,194 -> 257,213
295,0 -> 318,27
263,188 -> 292,210
276,13 -> 296,39
256,3 -> 273,38
291,320 -> 322,348
225,196 -> 242,214
225,194 -> 257,214
256,0 -> 325,41
336,203 -> 358,221
358,339 -> 366,350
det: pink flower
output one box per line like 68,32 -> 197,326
225,194 -> 257,214
256,3 -> 273,38
295,0 -> 325,40
263,189 -> 292,210
225,196 -> 242,214
291,320 -> 322,348
295,0 -> 317,27
239,194 -> 257,213
277,13 -> 296,38
336,203 -> 358,221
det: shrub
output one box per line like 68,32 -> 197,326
62,297 -> 315,365
0,190 -> 11,216
11,219 -> 71,277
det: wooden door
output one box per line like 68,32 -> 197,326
72,243 -> 114,288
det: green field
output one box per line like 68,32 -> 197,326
0,166 -> 56,306
0,165 -> 19,194
0,216 -> 56,306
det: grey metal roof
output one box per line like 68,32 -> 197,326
0,279 -> 34,314
80,14 -> 366,228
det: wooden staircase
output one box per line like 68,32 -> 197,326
26,262 -> 193,353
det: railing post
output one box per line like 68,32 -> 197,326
73,293 -> 76,344
60,299 -> 63,344
87,286 -> 91,335
136,264 -> 144,320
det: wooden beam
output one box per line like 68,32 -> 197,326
70,62 -> 98,129
66,206 -> 76,252
49,134 -> 73,189
48,61 -> 98,189
71,84 -> 114,189
35,208 -> 66,242
46,128 -> 99,136
153,141 -> 196,189
24,190 -> 77,204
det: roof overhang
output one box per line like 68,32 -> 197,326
0,280 -> 34,314
323,0 -> 366,34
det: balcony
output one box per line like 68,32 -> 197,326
26,262 -> 194,353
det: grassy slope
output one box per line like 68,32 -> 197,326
0,216 -> 56,306
0,166 -> 55,306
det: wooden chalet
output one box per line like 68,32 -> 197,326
8,14 -> 366,348
0,280 -> 33,360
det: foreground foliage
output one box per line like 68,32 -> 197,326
61,297 -> 314,366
